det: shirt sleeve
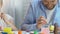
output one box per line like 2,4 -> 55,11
5,14 -> 14,24
54,18 -> 60,27
5,14 -> 13,20
53,10 -> 60,27
21,4 -> 38,31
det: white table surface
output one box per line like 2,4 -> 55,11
0,31 -> 54,34
12,31 -> 54,34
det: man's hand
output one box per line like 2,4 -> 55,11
36,16 -> 47,29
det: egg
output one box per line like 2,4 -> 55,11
49,25 -> 54,31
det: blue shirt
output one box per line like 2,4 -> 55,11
21,0 -> 60,31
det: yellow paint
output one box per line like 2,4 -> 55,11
8,31 -> 14,34
3,27 -> 12,33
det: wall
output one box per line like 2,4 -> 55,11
2,0 -> 32,29
15,0 -> 32,29
15,0 -> 23,29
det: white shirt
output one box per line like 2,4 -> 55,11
45,8 -> 55,23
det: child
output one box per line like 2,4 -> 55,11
0,0 -> 17,30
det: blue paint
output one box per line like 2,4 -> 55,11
1,32 -> 8,34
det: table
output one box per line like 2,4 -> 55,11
0,31 -> 54,34
14,31 -> 54,34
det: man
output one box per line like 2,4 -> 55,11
21,0 -> 60,33
0,0 -> 17,30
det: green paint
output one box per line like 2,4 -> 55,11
34,30 -> 38,34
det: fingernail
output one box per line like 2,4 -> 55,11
41,21 -> 43,22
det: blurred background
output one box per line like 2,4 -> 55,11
2,0 -> 32,29
15,0 -> 32,29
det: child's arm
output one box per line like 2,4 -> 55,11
2,13 -> 17,30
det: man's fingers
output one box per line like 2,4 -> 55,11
37,20 -> 46,24
40,16 -> 44,18
40,16 -> 45,19
37,18 -> 47,23
38,17 -> 45,22
38,16 -> 47,22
